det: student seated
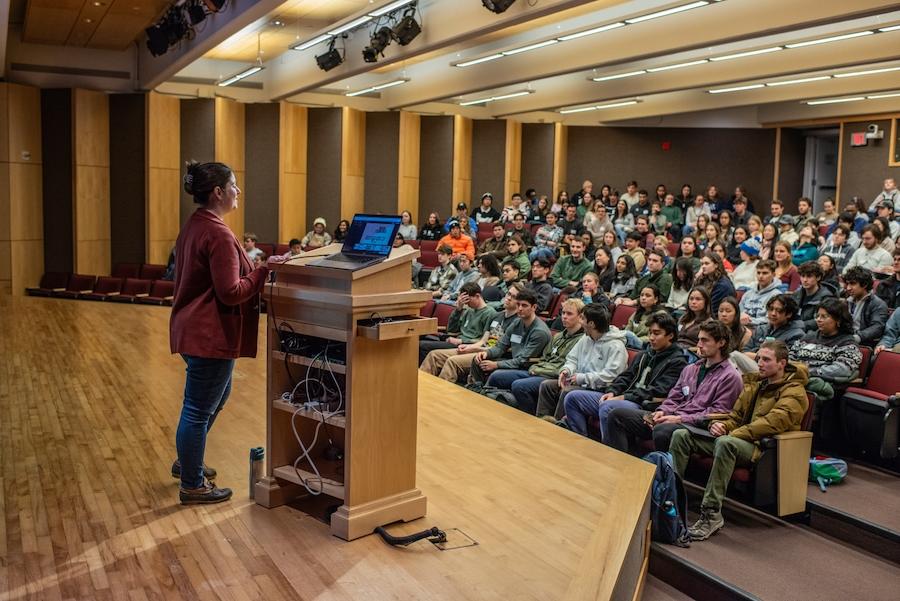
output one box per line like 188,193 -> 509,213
434,254 -> 480,304
478,222 -> 509,260
874,248 -> 900,309
624,232 -> 647,272
506,213 -> 535,248
605,320 -> 742,454
302,217 -> 332,248
842,266 -> 888,347
670,341 -> 809,541
623,284 -> 664,350
843,224 -> 892,276
738,259 -> 781,328
609,254 -> 638,301
243,232 -> 264,261
875,309 -> 900,355
617,249 -> 672,306
493,259 -> 522,303
438,220 -> 476,261
745,294 -> 805,354
468,288 -> 552,388
717,297 -> 755,374
526,258 -> 554,313
490,299 -> 585,414
505,236 -> 532,278
676,287 -> 711,353
549,238 -> 592,290
419,282 -> 496,367
530,211 -> 564,261
424,245 -> 458,297
564,311 -> 687,440
695,251 -> 736,314
287,238 -> 303,259
792,261 -> 834,331
535,305 -> 628,419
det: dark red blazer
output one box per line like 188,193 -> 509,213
169,209 -> 269,359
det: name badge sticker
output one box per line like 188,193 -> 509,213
510,334 -> 523,344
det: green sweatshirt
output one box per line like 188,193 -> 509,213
528,328 -> 585,378
661,205 -> 683,227
630,269 -> 673,301
485,316 -> 552,370
550,255 -> 593,288
447,305 -> 497,343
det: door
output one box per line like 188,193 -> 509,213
803,133 -> 839,212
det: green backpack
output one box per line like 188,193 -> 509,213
808,456 -> 848,492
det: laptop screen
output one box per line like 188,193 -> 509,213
342,214 -> 403,256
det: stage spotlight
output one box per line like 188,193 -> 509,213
482,0 -> 516,13
186,0 -> 207,26
392,9 -> 421,46
363,26 -> 393,62
145,23 -> 169,56
316,42 -> 344,71
203,0 -> 226,12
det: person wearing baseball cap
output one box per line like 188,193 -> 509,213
774,215 -> 798,246
438,219 -> 476,261
301,217 -> 332,249
445,202 -> 477,235
472,192 -> 501,223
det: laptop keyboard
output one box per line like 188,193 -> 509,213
330,253 -> 368,263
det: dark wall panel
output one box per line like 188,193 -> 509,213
109,94 -> 146,265
470,119 -> 506,202
419,116 -> 454,220
520,123 -> 554,198
306,107 -> 343,230
840,120 -> 900,202
40,89 -> 73,274
778,128 -> 806,214
364,112 -> 400,216
566,126 -> 776,208
244,103 -> 279,244
179,99 -> 215,226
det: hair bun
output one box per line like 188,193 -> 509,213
183,160 -> 199,195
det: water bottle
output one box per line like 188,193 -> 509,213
663,500 -> 676,517
249,447 -> 265,499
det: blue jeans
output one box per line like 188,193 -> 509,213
487,369 -> 532,390
176,355 -> 235,489
510,375 -> 549,414
566,392 -> 641,439
624,330 -> 645,350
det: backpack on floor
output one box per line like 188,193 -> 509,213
642,451 -> 690,547
808,456 -> 848,492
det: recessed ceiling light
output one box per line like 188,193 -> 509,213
785,30 -> 874,48
625,1 -> 709,24
592,70 -> 646,82
806,96 -> 865,105
834,65 -> 900,78
765,75 -> 831,87
368,0 -> 417,17
646,59 -> 708,72
708,84 -> 765,94
710,46 -> 783,61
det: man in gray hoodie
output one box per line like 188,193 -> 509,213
738,260 -> 782,328
745,294 -> 806,355
536,305 -> 628,418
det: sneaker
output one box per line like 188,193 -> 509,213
540,415 -> 559,424
688,507 -> 725,541
171,460 -> 217,480
179,479 -> 233,505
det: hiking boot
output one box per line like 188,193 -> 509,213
171,460 -> 217,480
688,507 -> 724,541
179,479 -> 233,505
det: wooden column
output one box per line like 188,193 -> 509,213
553,122 -> 568,198
398,111 -> 421,223
72,89 -> 110,275
146,92 -> 181,265
278,102 -> 308,244
452,115 -> 472,210
215,97 -> 245,236
0,83 -> 43,294
504,119 -> 522,203
341,107 -> 366,219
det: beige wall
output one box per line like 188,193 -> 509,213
146,92 -> 181,264
72,89 -> 110,275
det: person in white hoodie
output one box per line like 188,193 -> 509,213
730,238 -> 761,290
535,304 -> 628,419
738,259 -> 782,328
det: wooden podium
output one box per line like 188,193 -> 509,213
254,244 -> 437,540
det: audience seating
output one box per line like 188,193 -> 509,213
611,305 -> 636,329
109,278 -> 153,303
547,292 -> 567,319
477,222 -> 494,235
626,348 -> 639,365
735,289 -> 745,301
842,351 -> 900,460
82,276 -> 124,301
433,303 -> 454,330
420,299 -> 435,318
136,280 -> 175,306
26,272 -> 70,297
667,242 -> 679,258
530,223 -> 542,236
275,244 -> 290,256
420,240 -> 438,252
54,274 -> 97,299
256,243 -> 275,257
112,263 -> 141,279
407,240 -> 420,249
477,230 -> 493,243
419,250 -> 439,269
818,225 -> 830,238
139,264 -> 167,280
482,285 -> 503,302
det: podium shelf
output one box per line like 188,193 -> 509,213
272,465 -> 345,500
272,351 -> 347,375
271,399 -> 347,428
357,316 -> 437,340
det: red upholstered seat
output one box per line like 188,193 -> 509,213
111,263 -> 140,278
611,305 -> 635,329
275,244 -> 290,256
109,278 -> 153,303
26,272 -> 71,296
82,277 -> 124,301
136,280 -> 175,306
478,222 -> 494,234
406,240 -> 420,249
433,303 -> 454,329
626,348 -> 639,365
139,264 -> 167,280
477,230 -> 493,243
54,274 -> 97,299
420,299 -> 435,318
256,243 -> 275,257
419,250 -> 439,268
420,240 -> 438,252
667,242 -> 679,258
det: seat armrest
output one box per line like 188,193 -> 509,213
758,437 -> 777,450
774,431 -> 813,441
135,292 -> 150,297
164,295 -> 174,301
52,287 -> 65,291
106,291 -> 120,296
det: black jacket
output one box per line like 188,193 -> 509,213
849,293 -> 888,347
875,276 -> 900,310
792,285 -> 835,331
606,344 -> 688,405
527,279 -> 554,313
747,319 -> 806,352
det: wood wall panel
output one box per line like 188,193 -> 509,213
244,103 -> 279,245
504,120 -> 522,206
215,97 -> 245,236
470,119 -> 505,204
452,115 -> 472,210
398,111 -> 420,222
553,123 -> 568,200
364,112 -> 400,217
840,119 -> 900,202
279,103 -> 308,243
0,83 -> 43,294
146,92 -> 181,264
341,107 -> 366,219
72,89 -> 110,275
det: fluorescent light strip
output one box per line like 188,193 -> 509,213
867,91 -> 900,99
368,0 -> 416,17
766,75 -> 831,87
878,24 -> 900,32
835,65 -> 900,78
456,53 -> 503,67
291,33 -> 331,51
710,46 -> 783,61
218,65 -> 263,87
327,15 -> 372,36
708,84 -> 764,94
459,90 -> 532,106
593,70 -> 646,81
345,79 -> 408,97
559,106 -> 598,114
560,100 -> 638,114
502,39 -> 559,55
557,22 -> 625,41
785,30 -> 874,48
646,59 -> 708,72
806,96 -> 865,105
625,1 -> 709,24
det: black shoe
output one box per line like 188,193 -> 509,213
179,479 -> 233,505
171,460 -> 217,480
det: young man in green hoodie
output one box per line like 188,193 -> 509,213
487,298 -> 585,414
420,282 -> 496,371
549,238 -> 592,290
670,340 -> 809,541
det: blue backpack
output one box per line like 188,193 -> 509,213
643,451 -> 690,547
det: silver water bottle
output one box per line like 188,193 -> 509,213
249,447 -> 265,499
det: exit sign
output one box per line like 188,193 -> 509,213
850,132 -> 868,147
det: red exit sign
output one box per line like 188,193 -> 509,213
850,132 -> 868,147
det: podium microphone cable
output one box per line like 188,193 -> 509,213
374,526 -> 447,547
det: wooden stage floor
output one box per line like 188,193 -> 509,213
0,295 -> 653,601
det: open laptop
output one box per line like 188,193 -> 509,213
309,213 -> 402,270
